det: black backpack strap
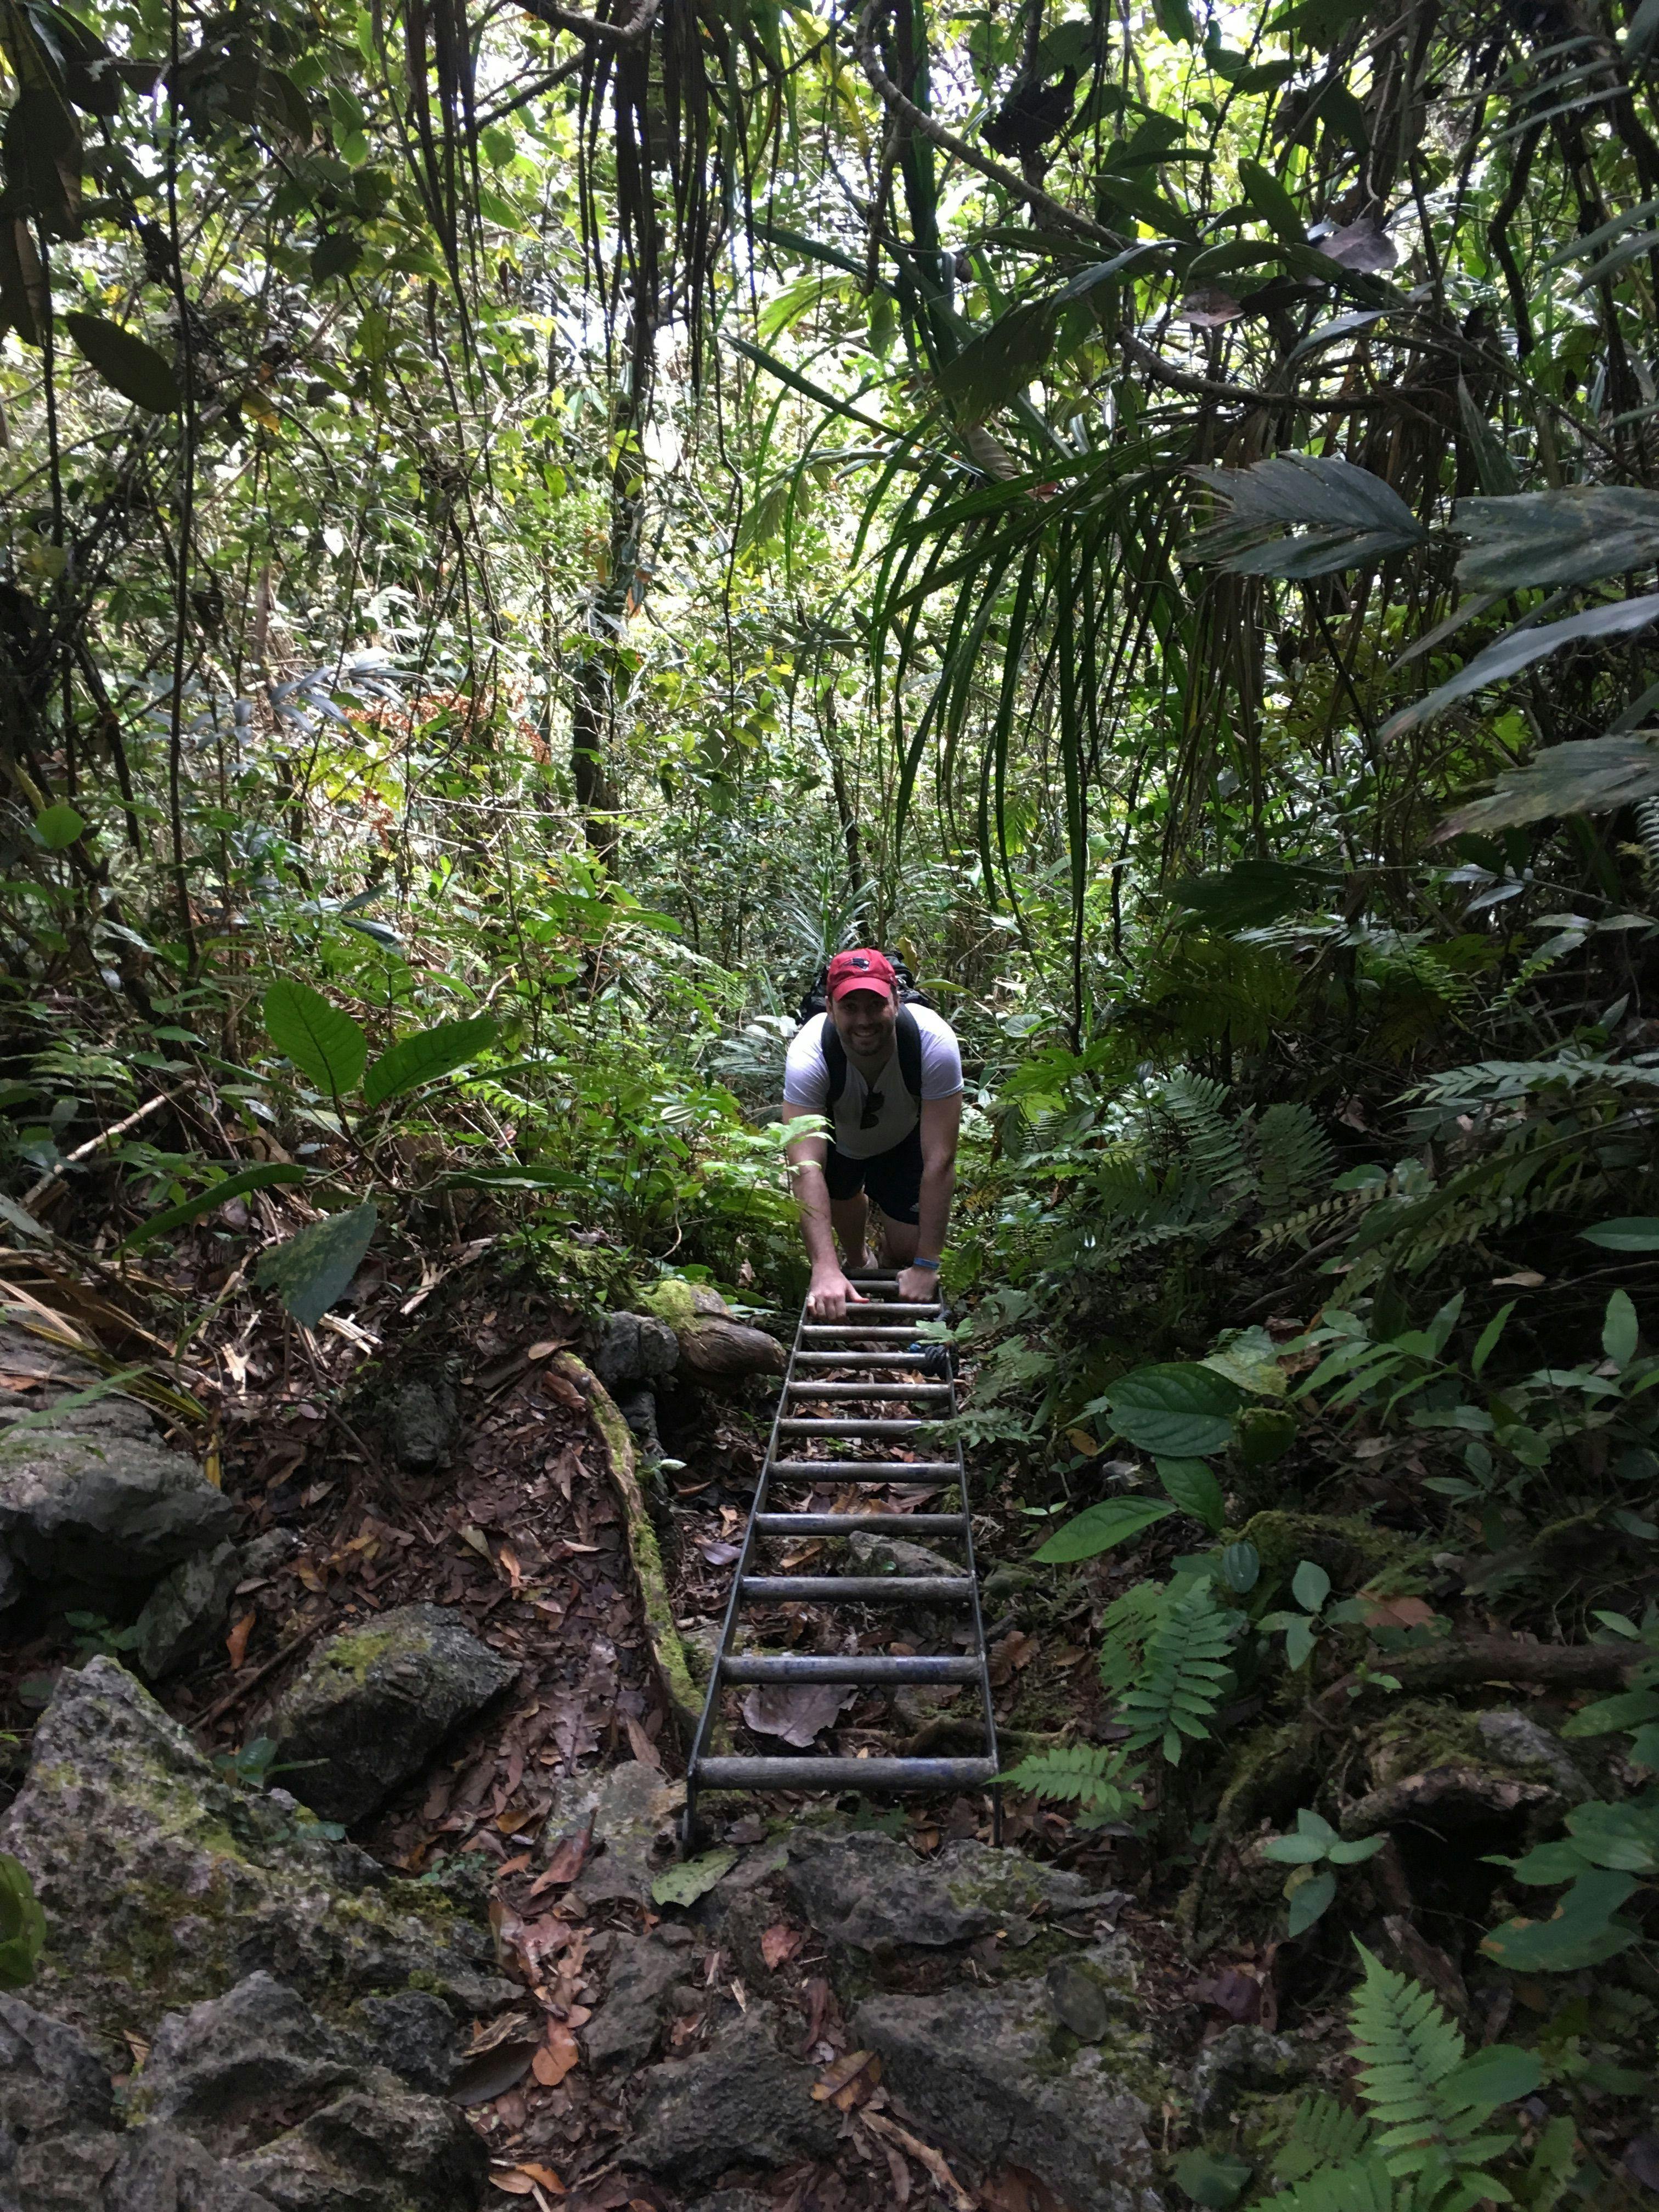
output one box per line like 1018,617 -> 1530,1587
895,1006 -> 922,1105
820,1007 -> 922,1119
821,1013 -> 849,1110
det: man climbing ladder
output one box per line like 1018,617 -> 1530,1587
782,949 -> 963,1322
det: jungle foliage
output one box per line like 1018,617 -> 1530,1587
0,0 -> 1656,2192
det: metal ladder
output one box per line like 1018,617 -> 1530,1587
683,1268 -> 999,1848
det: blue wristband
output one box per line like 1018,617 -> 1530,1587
911,1256 -> 941,1271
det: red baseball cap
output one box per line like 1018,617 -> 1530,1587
826,949 -> 897,1002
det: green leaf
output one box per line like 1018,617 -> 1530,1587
1602,1289 -> 1639,1369
1581,1217 -> 1659,1251
1158,1457 -> 1226,1533
117,1162 -> 306,1249
263,979 -> 368,1096
1455,487 -> 1659,593
32,802 -> 84,850
1222,1541 -> 1260,1593
1284,1616 -> 1317,1670
1440,2046 -> 1542,2114
364,1015 -> 498,1108
1105,1362 -> 1244,1457
255,1201 -> 377,1329
1034,1496 -> 1175,1564
650,1847 -> 738,1907
1481,1869 -> 1641,1971
1188,454 -> 1426,580
1328,1835 -> 1387,1865
1174,2149 -> 1253,2209
63,311 -> 180,413
1287,1866 -> 1337,1934
1262,1832 -> 1331,1863
0,1854 -> 45,1990
1398,599 -> 1659,748
1238,158 -> 1305,244
1170,859 -> 1335,932
1293,1559 -> 1332,1612
1437,733 -> 1659,839
1455,382 -> 1520,498
934,301 -> 1058,421
1471,1300 -> 1515,1378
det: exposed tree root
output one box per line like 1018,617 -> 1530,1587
557,1352 -> 702,1746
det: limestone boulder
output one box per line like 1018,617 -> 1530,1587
539,1759 -> 685,1907
0,1426 -> 235,1609
0,1658 -> 514,2054
635,1280 -> 786,1382
786,1828 -> 1094,1955
854,1938 -> 1166,2212
133,1541 -> 244,1680
267,1605 -> 518,1826
624,2007 -> 840,2184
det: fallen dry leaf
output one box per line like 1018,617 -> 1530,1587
1359,1592 -> 1437,1630
526,1339 -> 568,1361
1066,1427 -> 1099,1457
531,1822 -> 594,1894
740,1681 -> 852,1747
541,1370 -> 585,1411
532,2024 -> 580,2086
864,2109 -> 974,2210
496,1805 -> 539,1836
225,1612 -> 255,1669
760,1922 -> 804,1971
812,2048 -> 879,2106
624,1714 -> 663,1769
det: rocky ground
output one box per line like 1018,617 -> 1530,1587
0,1271 -> 1341,2212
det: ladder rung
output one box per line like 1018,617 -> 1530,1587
801,1326 -> 936,1341
779,1418 -> 936,1437
786,1381 -> 953,1400
767,1460 -> 960,1480
754,1513 -> 963,1537
721,1655 -> 979,1684
792,1351 -> 941,1368
693,1756 -> 997,1789
831,1302 -> 941,1318
741,1575 -> 972,1602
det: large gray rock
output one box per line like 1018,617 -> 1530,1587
539,1759 -> 685,1906
103,2126 -> 279,2211
134,1974 -> 361,2153
0,1323 -> 156,1443
268,1605 -> 518,1826
592,1311 -> 678,1392
0,1990 -> 114,2141
0,1427 -> 235,1605
0,1659 -> 513,2053
854,1941 -> 1166,2212
388,1381 -> 458,1474
625,2008 -> 840,2185
133,1541 -> 243,1680
1189,2024 -> 1313,2126
786,1829 -> 1093,1955
351,1991 -> 457,2097
234,2084 -> 488,2212
582,1931 -> 687,2072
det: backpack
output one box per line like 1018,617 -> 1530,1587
796,955 -> 931,1116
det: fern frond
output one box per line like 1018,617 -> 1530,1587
1118,1582 -> 1235,1764
1097,1581 -> 1169,1697
999,1742 -> 1140,1828
1255,1101 -> 1338,1223
1268,2154 -> 1410,2212
1273,2096 -> 1375,2185
1159,1073 -> 1253,1204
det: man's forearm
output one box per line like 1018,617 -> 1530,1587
916,1158 -> 956,1261
791,1159 -> 842,1273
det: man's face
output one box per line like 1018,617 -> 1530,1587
831,985 -> 898,1059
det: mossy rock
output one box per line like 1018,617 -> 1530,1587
1234,1509 -> 1424,1594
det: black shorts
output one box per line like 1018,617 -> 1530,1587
823,1125 -> 923,1224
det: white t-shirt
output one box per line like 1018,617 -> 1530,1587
783,1005 -> 963,1160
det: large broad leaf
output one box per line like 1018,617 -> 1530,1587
263,979 -> 368,1096
1238,157 -> 1304,244
364,1014 -> 497,1108
63,311 -> 180,413
1386,594 -> 1659,741
1033,1496 -> 1175,1564
1456,487 -> 1659,592
1187,454 -> 1426,579
650,1847 -> 737,1907
1158,1457 -> 1226,1533
1435,735 -> 1659,839
1105,1362 -> 1244,1457
1481,1870 -> 1642,1971
32,802 -> 84,850
1581,1217 -> 1659,1251
255,1201 -> 377,1329
119,1162 -> 306,1249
